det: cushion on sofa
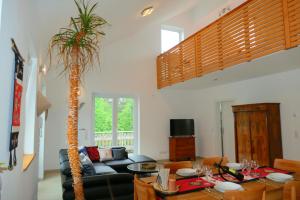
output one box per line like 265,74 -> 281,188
79,146 -> 88,156
79,153 -> 96,176
59,149 -> 72,176
93,163 -> 117,175
112,147 -> 127,160
86,146 -> 100,162
128,154 -> 156,163
104,159 -> 134,168
62,173 -> 134,200
98,148 -> 113,162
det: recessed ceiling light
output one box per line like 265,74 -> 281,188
141,6 -> 154,17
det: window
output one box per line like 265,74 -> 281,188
0,0 -> 2,29
24,58 -> 38,155
161,26 -> 184,53
93,95 -> 138,153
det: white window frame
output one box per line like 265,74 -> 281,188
161,25 -> 185,53
0,0 -> 3,29
91,93 -> 139,153
24,58 -> 38,154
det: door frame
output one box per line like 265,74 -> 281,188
216,99 -> 235,158
91,93 -> 139,153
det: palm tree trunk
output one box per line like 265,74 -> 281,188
67,46 -> 85,200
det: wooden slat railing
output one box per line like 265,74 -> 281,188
156,0 -> 300,89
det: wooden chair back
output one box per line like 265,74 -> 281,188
203,156 -> 229,173
283,180 -> 300,200
224,184 -> 266,200
134,175 -> 156,200
163,161 -> 193,174
274,159 -> 300,175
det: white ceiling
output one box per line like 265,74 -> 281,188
35,0 -> 202,51
35,0 -> 234,57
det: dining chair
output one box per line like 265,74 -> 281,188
283,180 -> 300,200
202,156 -> 229,173
163,161 -> 193,174
223,184 -> 266,200
134,175 -> 156,200
274,159 -> 300,175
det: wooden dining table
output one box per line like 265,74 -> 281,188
140,173 -> 300,200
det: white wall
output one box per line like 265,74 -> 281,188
193,69 -> 300,160
0,0 -> 39,200
44,0 -> 300,171
45,22 -> 198,169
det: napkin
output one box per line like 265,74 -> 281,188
157,168 -> 170,190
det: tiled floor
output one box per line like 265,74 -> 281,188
38,170 -> 62,200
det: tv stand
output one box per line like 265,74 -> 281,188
169,136 -> 195,161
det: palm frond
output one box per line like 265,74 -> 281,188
49,0 -> 108,77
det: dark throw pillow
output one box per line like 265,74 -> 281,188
112,147 -> 127,160
79,146 -> 88,156
79,153 -> 96,176
86,146 -> 100,162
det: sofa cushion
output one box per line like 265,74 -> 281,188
79,153 -> 96,176
59,149 -> 72,176
99,148 -> 113,162
86,146 -> 100,162
93,163 -> 117,175
112,147 -> 127,160
62,173 -> 134,200
79,146 -> 88,156
128,154 -> 156,163
104,159 -> 134,171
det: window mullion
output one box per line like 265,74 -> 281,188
112,97 -> 118,146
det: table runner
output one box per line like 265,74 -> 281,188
212,167 -> 290,183
176,177 -> 215,193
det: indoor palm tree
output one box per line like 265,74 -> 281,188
49,0 -> 107,199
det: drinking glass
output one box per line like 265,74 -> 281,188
204,166 -> 213,181
241,159 -> 248,173
194,161 -> 203,181
251,160 -> 259,176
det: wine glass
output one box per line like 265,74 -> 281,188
194,161 -> 203,181
251,160 -> 259,177
204,166 -> 213,181
241,159 -> 248,174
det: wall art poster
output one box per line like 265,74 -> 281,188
9,39 -> 24,170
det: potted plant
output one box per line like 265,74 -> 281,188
49,0 -> 107,199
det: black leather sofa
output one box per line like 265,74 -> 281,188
59,148 -> 156,200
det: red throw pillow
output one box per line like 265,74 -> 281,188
85,146 -> 100,162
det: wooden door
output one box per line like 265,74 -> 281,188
249,111 -> 270,166
235,112 -> 252,162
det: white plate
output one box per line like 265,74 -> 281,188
226,163 -> 242,170
176,168 -> 197,177
266,173 -> 293,183
214,182 -> 244,193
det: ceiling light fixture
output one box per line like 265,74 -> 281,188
141,6 -> 154,17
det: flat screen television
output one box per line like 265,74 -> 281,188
170,119 -> 194,137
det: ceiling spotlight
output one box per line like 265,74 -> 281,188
141,6 -> 154,17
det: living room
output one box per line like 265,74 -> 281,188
0,0 -> 300,199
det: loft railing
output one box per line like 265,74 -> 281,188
156,0 -> 300,89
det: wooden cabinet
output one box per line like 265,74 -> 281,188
233,103 -> 283,166
169,136 -> 195,161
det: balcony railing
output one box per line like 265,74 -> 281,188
156,0 -> 300,89
94,131 -> 134,153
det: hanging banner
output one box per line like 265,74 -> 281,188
9,39 -> 25,170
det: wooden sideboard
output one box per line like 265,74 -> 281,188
232,103 -> 283,166
169,136 -> 195,161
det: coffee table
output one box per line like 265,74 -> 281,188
127,162 -> 158,175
